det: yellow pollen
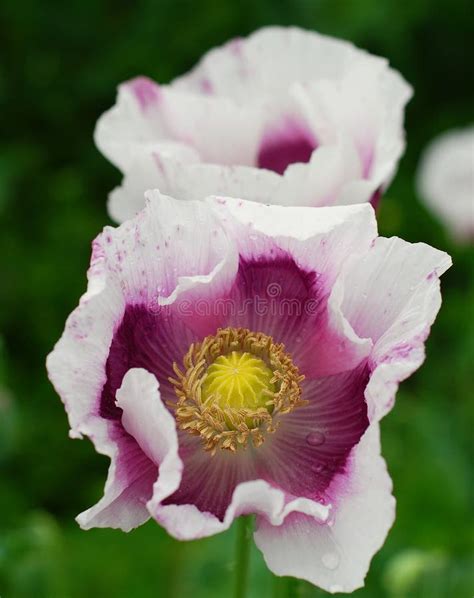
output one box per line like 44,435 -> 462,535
169,327 -> 306,455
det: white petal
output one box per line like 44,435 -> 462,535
254,425 -> 394,593
207,197 -> 377,284
116,368 -> 183,505
148,478 -> 329,542
76,421 -> 156,531
108,150 -> 284,222
274,140 -> 368,207
95,77 -> 263,172
338,237 -> 451,420
174,27 -> 385,101
46,195 -> 238,529
96,27 -> 412,223
47,193 -> 235,433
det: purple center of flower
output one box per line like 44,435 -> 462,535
100,256 -> 369,520
257,118 -> 317,175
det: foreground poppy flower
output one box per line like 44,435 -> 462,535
47,193 -> 450,592
417,126 -> 474,243
96,26 -> 412,223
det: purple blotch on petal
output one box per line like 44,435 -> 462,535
98,304 -> 197,420
257,117 -> 317,175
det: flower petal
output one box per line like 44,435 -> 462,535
254,425 -> 394,593
115,368 -> 182,506
109,149 -> 281,222
207,197 -> 377,276
338,237 -> 452,419
97,27 -> 412,223
47,194 -> 239,529
76,421 -> 156,531
47,193 -> 235,430
255,365 -> 369,502
149,475 -> 328,541
174,27 -> 386,101
95,77 -> 263,171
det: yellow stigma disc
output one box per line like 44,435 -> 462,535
170,327 -> 306,453
201,351 -> 275,411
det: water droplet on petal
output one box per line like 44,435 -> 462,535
306,431 -> 325,446
322,552 -> 340,570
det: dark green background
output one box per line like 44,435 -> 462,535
1,1 -> 473,596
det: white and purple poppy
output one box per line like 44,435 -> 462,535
47,193 -> 449,593
95,26 -> 412,223
417,126 -> 474,243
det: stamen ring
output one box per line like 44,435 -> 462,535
169,327 -> 306,454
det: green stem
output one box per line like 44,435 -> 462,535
233,515 -> 252,598
272,575 -> 293,598
273,576 -> 312,598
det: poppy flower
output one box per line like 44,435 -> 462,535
95,26 -> 412,223
47,193 -> 449,592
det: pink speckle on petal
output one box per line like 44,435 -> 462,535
381,342 -> 415,364
128,76 -> 161,111
91,239 -> 105,262
199,78 -> 213,94
229,37 -> 244,56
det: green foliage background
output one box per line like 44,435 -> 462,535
0,1 -> 473,596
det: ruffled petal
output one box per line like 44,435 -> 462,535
338,237 -> 451,420
47,192 -> 235,429
107,143 -> 200,222
76,421 -> 156,531
173,27 -> 386,101
149,474 -> 329,541
47,194 -> 238,529
207,197 -> 377,277
109,149 -> 282,222
116,368 -> 182,507
274,140 -> 367,207
254,425 -> 394,593
97,27 -> 411,223
297,60 -> 412,188
95,77 -> 263,171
